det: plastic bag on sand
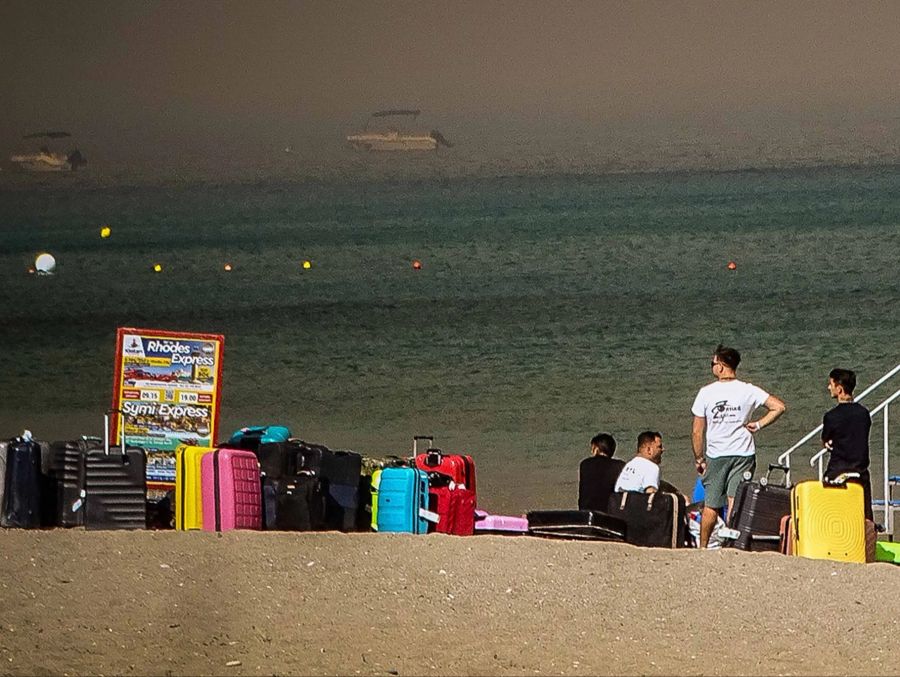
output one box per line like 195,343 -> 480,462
688,510 -> 727,549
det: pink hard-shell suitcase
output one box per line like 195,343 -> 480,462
474,509 -> 528,534
201,448 -> 262,531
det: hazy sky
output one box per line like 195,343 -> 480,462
3,1 -> 900,156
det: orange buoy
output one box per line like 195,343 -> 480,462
727,261 -> 737,271
224,263 -> 233,272
412,259 -> 422,270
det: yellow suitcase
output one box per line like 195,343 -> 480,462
370,469 -> 381,531
792,480 -> 866,563
175,445 -> 214,530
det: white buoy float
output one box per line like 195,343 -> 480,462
34,252 -> 56,275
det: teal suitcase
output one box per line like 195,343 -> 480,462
376,467 -> 430,533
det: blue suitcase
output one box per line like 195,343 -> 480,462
376,467 -> 430,533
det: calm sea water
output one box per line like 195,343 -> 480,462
1,163 -> 898,512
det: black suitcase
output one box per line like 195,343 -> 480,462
323,450 -> 363,531
45,438 -> 94,528
0,441 -> 8,521
292,440 -> 333,476
2,438 -> 43,529
84,411 -> 147,531
607,491 -> 689,548
274,474 -> 326,531
254,442 -> 292,480
726,464 -> 791,552
261,476 -> 279,530
38,441 -> 59,527
526,509 -> 627,541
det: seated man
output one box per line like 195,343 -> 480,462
578,433 -> 625,511
614,431 -> 666,494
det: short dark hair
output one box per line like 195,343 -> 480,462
714,344 -> 741,370
590,433 -> 616,457
829,368 -> 857,395
637,431 -> 661,449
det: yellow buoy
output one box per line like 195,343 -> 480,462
302,260 -> 312,270
153,263 -> 162,273
100,226 -> 111,238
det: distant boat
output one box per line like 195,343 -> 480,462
346,110 -> 452,152
9,131 -> 86,172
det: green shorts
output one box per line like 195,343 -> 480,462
702,455 -> 756,510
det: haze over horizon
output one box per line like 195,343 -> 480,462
3,1 -> 900,173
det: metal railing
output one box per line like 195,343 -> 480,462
776,362 -> 900,533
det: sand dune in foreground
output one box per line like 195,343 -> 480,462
0,530 -> 897,676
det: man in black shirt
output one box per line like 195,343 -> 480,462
578,433 -> 625,511
822,368 -> 875,560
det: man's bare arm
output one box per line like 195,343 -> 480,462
692,416 -> 706,473
746,395 -> 786,432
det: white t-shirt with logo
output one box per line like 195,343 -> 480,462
614,456 -> 661,493
691,379 -> 770,458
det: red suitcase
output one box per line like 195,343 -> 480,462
429,483 -> 476,535
413,436 -> 476,494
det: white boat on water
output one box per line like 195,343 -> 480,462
9,131 -> 86,172
346,110 -> 452,152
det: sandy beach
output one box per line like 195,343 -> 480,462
1,529 -> 898,676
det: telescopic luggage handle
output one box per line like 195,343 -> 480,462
413,435 -> 434,456
760,463 -> 790,488
103,408 -> 126,456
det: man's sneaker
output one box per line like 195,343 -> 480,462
718,526 -> 741,540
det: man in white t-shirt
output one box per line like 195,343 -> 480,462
615,431 -> 666,494
692,345 -> 786,548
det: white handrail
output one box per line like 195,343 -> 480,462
777,363 -> 900,474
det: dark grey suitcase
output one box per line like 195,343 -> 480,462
2,438 -> 43,528
726,464 -> 791,552
84,411 -> 147,531
46,438 -> 94,527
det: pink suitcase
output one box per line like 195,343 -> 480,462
474,509 -> 528,534
201,448 -> 262,531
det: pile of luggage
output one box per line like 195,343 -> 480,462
720,463 -> 874,563
0,421 -> 496,536
527,493 -> 691,548
0,420 -> 879,563
0,417 -> 147,531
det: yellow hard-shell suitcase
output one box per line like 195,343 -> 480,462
791,480 -> 866,563
175,445 -> 215,530
370,469 -> 381,531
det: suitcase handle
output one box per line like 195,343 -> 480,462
762,463 -> 790,488
104,408 -> 126,456
823,471 -> 860,486
423,449 -> 443,467
413,435 -> 434,455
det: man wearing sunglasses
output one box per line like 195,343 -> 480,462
691,345 -> 786,548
